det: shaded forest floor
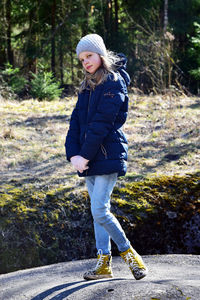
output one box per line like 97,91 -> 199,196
0,94 -> 200,192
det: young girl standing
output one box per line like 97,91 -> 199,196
65,34 -> 148,280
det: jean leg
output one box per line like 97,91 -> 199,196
86,176 -> 111,255
90,173 -> 130,253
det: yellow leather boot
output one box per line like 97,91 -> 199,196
83,250 -> 113,280
120,246 -> 148,280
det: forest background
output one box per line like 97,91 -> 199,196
0,0 -> 200,97
0,0 -> 200,274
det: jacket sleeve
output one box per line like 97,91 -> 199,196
65,100 -> 81,161
79,81 -> 125,161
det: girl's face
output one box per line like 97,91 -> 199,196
79,51 -> 102,74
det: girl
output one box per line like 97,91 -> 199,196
65,34 -> 148,280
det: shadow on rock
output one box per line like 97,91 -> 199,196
31,278 -> 126,300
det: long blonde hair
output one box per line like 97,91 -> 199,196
79,51 -> 121,93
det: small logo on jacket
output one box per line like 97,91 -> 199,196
104,92 -> 115,98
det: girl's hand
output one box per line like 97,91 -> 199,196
70,155 -> 89,173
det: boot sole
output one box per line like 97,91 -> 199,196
83,274 -> 113,280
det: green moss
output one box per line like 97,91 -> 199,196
114,198 -> 128,207
0,172 -> 199,274
113,173 -> 200,214
111,172 -> 200,255
0,182 -> 93,274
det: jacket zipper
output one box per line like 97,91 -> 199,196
85,90 -> 91,176
85,90 -> 92,140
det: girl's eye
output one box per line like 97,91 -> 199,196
80,53 -> 92,62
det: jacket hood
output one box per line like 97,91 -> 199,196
116,53 -> 131,87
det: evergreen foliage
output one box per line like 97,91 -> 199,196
0,74 -> 15,100
30,68 -> 63,100
0,0 -> 200,95
189,22 -> 200,81
1,64 -> 27,95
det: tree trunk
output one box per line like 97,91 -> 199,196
6,0 -> 13,65
104,0 -> 113,44
59,30 -> 63,85
69,31 -> 74,83
163,0 -> 168,33
114,0 -> 118,34
51,0 -> 56,76
101,0 -> 106,39
27,8 -> 37,74
71,48 -> 74,83
81,0 -> 91,36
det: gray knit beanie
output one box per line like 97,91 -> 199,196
76,34 -> 107,58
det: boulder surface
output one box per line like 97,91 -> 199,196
0,254 -> 199,300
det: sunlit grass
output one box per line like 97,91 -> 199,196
0,95 -> 200,190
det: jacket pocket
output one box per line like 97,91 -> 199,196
101,144 -> 108,159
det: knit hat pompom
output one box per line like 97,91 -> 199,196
76,34 -> 107,58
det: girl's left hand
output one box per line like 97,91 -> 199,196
70,155 -> 89,173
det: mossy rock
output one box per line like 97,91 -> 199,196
0,185 -> 94,274
0,172 -> 199,274
111,172 -> 200,255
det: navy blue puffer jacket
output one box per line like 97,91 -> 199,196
65,54 -> 130,177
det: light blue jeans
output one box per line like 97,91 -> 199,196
85,173 -> 130,255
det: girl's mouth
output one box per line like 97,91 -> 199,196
87,65 -> 92,70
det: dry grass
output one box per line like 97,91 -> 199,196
125,94 -> 200,179
0,94 -> 200,191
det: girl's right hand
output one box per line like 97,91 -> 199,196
70,155 -> 89,173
